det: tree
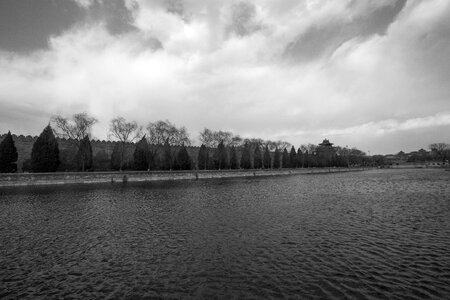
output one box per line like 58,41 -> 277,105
282,148 -> 289,168
289,146 -> 297,168
429,143 -> 450,162
109,117 -> 142,171
199,128 -> 243,148
162,139 -> 172,170
230,146 -> 238,169
51,112 -> 97,171
134,136 -> 149,171
76,135 -> 93,171
263,145 -> 271,169
31,125 -> 60,172
176,144 -> 191,170
297,148 -> 304,168
253,145 -> 263,169
0,131 -> 18,173
147,120 -> 191,146
198,144 -> 208,170
216,140 -> 228,169
273,147 -> 281,169
241,142 -> 252,169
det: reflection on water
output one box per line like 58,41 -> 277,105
1,169 -> 450,299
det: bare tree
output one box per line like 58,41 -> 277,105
147,120 -> 191,146
109,117 -> 143,171
199,128 -> 243,148
51,112 -> 97,171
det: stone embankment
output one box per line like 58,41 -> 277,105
0,168 -> 366,187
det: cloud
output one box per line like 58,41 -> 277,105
0,0 -> 449,154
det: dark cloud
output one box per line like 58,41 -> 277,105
284,0 -> 406,62
228,2 -> 263,37
0,0 -> 83,52
84,0 -> 135,34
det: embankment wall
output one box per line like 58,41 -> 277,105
0,168 -> 364,187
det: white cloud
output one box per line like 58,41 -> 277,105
0,0 -> 449,154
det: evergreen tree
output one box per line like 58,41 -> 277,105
0,131 -> 18,173
297,148 -> 304,168
304,150 -> 309,168
273,147 -> 281,169
177,144 -> 191,170
76,135 -> 92,171
263,145 -> 271,169
163,139 -> 172,170
133,136 -> 149,171
241,142 -> 252,169
289,146 -> 297,168
253,145 -> 263,169
230,146 -> 238,169
31,125 -> 60,172
282,148 -> 289,168
217,140 -> 228,169
110,143 -> 121,170
198,144 -> 208,170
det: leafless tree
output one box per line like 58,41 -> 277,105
199,128 -> 243,148
109,117 -> 143,170
146,120 -> 191,146
51,112 -> 97,171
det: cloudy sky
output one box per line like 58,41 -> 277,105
0,0 -> 449,154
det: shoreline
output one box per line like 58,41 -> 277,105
0,168 -> 366,188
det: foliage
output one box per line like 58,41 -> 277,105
176,144 -> 191,170
282,148 -> 289,168
263,145 -> 271,169
93,149 -> 110,171
216,140 -> 228,169
147,120 -> 191,146
253,145 -> 263,169
0,131 -> 18,173
109,116 -> 142,170
76,135 -> 93,171
289,146 -> 297,168
51,112 -> 97,171
31,125 -> 60,172
241,142 -> 252,169
162,139 -> 172,170
134,136 -> 149,171
273,147 -> 281,169
230,146 -> 238,169
297,148 -> 303,168
198,144 -> 208,170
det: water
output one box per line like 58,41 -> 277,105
1,169 -> 449,299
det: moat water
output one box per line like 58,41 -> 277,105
1,169 -> 449,299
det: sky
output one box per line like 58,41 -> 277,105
0,0 -> 449,154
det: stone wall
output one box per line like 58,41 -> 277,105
0,168 -> 362,187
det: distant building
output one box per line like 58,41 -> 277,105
316,139 -> 336,166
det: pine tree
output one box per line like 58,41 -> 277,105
0,131 -> 18,173
31,125 -> 60,172
163,139 -> 172,170
241,143 -> 252,169
297,148 -> 304,168
76,135 -> 92,171
253,145 -> 262,169
289,146 -> 297,168
230,146 -> 238,169
304,150 -> 309,168
263,145 -> 271,169
273,147 -> 281,169
111,143 -> 121,170
133,136 -> 149,171
217,141 -> 228,169
198,144 -> 208,170
177,144 -> 191,170
282,148 -> 289,168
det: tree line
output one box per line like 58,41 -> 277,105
1,112 -> 416,173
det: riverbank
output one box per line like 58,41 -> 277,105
0,168 -> 366,187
